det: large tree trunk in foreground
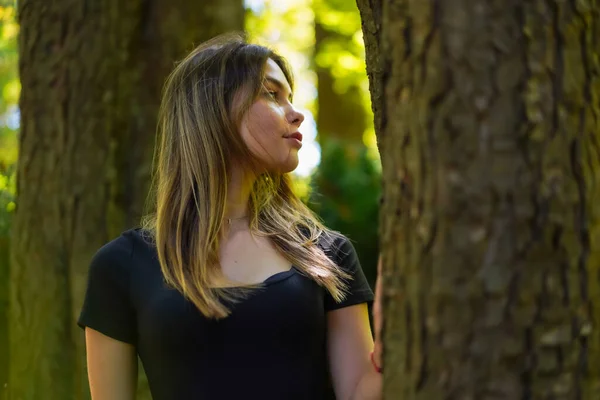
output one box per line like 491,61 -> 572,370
9,1 -> 243,399
357,0 -> 600,398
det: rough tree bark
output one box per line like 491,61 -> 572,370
9,1 -> 242,399
357,0 -> 600,398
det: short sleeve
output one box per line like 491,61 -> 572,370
324,234 -> 374,311
77,235 -> 137,345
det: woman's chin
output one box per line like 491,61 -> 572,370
260,154 -> 299,174
272,161 -> 298,174
284,158 -> 300,173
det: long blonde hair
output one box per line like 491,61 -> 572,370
142,32 -> 350,318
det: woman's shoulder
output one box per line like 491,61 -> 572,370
85,228 -> 159,285
91,227 -> 152,265
315,229 -> 350,252
313,230 -> 365,274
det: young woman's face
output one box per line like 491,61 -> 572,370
238,58 -> 305,174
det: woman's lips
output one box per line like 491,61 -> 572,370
285,132 -> 303,141
284,132 -> 303,148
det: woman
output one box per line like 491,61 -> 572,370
78,32 -> 383,400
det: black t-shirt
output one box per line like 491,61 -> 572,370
77,228 -> 374,400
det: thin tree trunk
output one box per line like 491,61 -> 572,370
9,1 -> 242,399
357,0 -> 600,398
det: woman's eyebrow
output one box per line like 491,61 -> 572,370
264,76 -> 293,102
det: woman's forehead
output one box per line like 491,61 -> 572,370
264,59 -> 291,89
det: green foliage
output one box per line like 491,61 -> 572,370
309,140 -> 381,286
0,167 -> 14,235
0,4 -> 15,395
314,0 -> 361,34
0,3 -> 18,232
313,0 -> 367,95
313,0 -> 379,158
245,0 -> 317,114
311,0 -> 381,284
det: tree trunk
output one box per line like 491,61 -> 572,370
9,1 -> 243,399
357,0 -> 600,398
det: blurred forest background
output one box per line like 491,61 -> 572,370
0,0 -> 380,274
0,0 -> 380,398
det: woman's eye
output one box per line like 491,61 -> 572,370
265,90 -> 278,99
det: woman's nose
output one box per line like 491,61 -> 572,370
287,107 -> 305,126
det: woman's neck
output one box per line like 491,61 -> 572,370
225,166 -> 255,219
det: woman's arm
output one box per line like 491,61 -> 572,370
327,304 -> 382,400
85,327 -> 138,400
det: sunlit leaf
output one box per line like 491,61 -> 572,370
2,79 -> 19,104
